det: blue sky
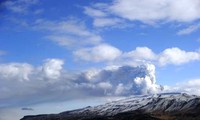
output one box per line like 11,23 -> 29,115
1,0 -> 200,119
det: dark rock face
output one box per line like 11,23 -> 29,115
20,111 -> 160,120
21,93 -> 200,120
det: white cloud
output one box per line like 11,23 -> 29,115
73,44 -> 122,62
2,53 -> 200,108
0,58 -> 65,104
80,63 -> 162,95
83,69 -> 100,82
164,79 -> 200,95
41,59 -> 64,80
0,61 -> 162,107
158,47 -> 200,66
133,64 -> 161,94
134,76 -> 160,94
124,47 -> 157,61
177,23 -> 200,35
110,0 -> 200,23
35,19 -> 102,48
73,45 -> 200,66
85,0 -> 200,27
0,58 -> 64,83
119,47 -> 200,66
0,63 -> 33,81
111,47 -> 157,67
0,46 -> 200,108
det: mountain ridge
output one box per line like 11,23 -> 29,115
21,93 -> 200,120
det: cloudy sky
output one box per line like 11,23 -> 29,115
1,0 -> 200,119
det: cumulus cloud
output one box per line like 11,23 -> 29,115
41,59 -> 64,80
0,59 -> 64,103
0,47 -> 199,108
108,47 -> 158,67
111,0 -> 200,23
0,60 -> 162,107
118,46 -> 200,66
114,0 -> 200,23
0,63 -> 33,81
124,47 -> 157,61
0,59 -> 64,83
78,63 -> 162,95
1,51 -> 199,108
73,44 -> 122,62
85,0 -> 200,28
74,45 -> 200,66
158,47 -> 200,66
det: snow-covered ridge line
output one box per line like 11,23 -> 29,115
66,93 -> 200,116
21,93 -> 200,120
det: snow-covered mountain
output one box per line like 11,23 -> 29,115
21,93 -> 200,120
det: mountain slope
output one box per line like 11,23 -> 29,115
21,93 -> 200,120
